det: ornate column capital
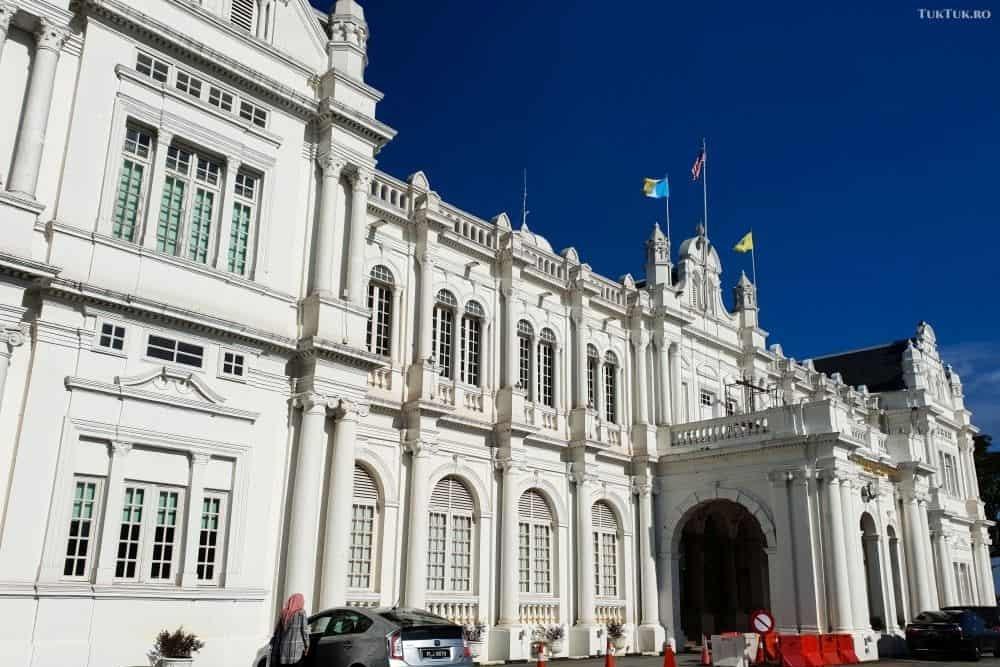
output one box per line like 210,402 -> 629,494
110,440 -> 133,457
191,452 -> 212,467
35,18 -> 69,52
348,167 -> 373,191
631,477 -> 653,497
1,322 -> 28,352
317,153 -> 348,178
291,392 -> 330,415
336,398 -> 369,421
0,3 -> 16,34
404,438 -> 436,459
768,469 -> 793,486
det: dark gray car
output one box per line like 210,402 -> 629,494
255,607 -> 473,667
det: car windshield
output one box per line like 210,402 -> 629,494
379,610 -> 451,627
916,611 -> 960,622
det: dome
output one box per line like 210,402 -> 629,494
516,222 -> 554,253
678,234 -> 721,272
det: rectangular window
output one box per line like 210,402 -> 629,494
228,172 -> 258,276
593,532 -> 601,596
175,71 -> 203,99
136,52 -> 169,83
450,514 -> 472,591
348,503 -> 375,589
518,335 -> 531,394
726,398 -> 738,416
533,524 -> 551,594
604,364 -> 617,424
539,343 -> 553,407
157,176 -> 186,254
367,281 -> 392,357
238,100 -> 268,128
460,317 -> 481,386
63,478 -> 102,578
98,322 -> 126,351
433,308 -> 454,379
146,334 -> 204,368
518,523 -> 531,593
149,490 -> 180,580
700,390 -> 714,407
157,145 -> 222,263
115,486 -> 145,579
426,512 -> 447,591
208,86 -> 234,112
601,533 -> 618,597
587,356 -> 598,407
221,351 -> 245,378
112,127 -> 153,241
188,188 -> 215,263
197,493 -> 226,583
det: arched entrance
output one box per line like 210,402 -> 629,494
860,513 -> 886,630
679,500 -> 770,640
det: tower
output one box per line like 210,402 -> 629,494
327,0 -> 368,80
645,223 -> 672,286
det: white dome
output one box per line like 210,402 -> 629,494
516,223 -> 554,253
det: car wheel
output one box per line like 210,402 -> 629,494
969,644 -> 981,662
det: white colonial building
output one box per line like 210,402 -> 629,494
0,0 -> 992,666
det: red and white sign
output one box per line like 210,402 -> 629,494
751,609 -> 775,635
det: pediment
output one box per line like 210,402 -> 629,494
115,366 -> 226,405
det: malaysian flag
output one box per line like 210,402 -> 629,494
691,148 -> 706,181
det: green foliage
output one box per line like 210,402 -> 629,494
973,434 -> 1000,555
606,621 -> 625,640
154,627 -> 205,659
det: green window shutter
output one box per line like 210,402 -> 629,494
188,189 -> 214,263
157,176 -> 186,254
112,159 -> 144,241
228,203 -> 251,275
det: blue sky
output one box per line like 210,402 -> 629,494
313,1 -> 999,436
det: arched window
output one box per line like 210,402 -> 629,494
459,301 -> 484,386
517,320 -> 533,396
518,489 -> 554,594
538,329 -> 556,407
592,501 -> 620,597
348,465 -> 380,590
587,344 -> 600,409
603,351 -> 619,424
229,0 -> 257,32
427,476 -> 475,592
366,265 -> 394,357
432,290 -> 457,378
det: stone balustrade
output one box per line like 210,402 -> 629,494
519,599 -> 560,625
368,367 -> 392,391
427,599 -> 479,625
595,601 -> 625,625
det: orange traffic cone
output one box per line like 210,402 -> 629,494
663,642 -> 678,667
754,635 -> 765,665
700,635 -> 712,667
605,638 -> 616,667
537,643 -> 547,667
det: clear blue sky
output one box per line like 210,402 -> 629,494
313,1 -> 999,436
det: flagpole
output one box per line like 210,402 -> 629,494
664,173 -> 671,241
750,230 -> 757,288
701,137 -> 709,238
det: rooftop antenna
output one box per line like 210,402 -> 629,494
521,168 -> 530,228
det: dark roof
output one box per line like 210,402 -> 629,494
811,339 -> 909,393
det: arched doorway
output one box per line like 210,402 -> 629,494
679,500 -> 770,640
860,513 -> 885,631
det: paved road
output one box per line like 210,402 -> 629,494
499,655 -> 1000,667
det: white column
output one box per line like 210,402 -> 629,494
141,130 -> 173,249
213,157 -> 241,270
6,19 -> 68,196
530,336 -> 539,402
973,533 -> 995,604
552,342 -> 561,410
417,254 -> 435,363
319,402 -> 362,607
181,453 -> 211,587
572,312 -> 587,408
95,441 -> 132,585
655,333 -> 672,425
903,493 -> 934,614
668,343 -> 682,424
0,325 -> 26,414
917,498 -> 939,609
505,288 -> 518,389
840,478 -> 869,630
637,480 -> 658,623
345,168 -> 372,302
498,461 -> 521,626
0,4 -> 16,73
768,471 -> 799,632
283,396 -> 329,607
633,333 -> 649,426
576,473 -> 596,626
790,471 -> 823,632
823,474 -> 854,631
311,155 -> 346,296
404,443 -> 433,609
933,530 -> 956,606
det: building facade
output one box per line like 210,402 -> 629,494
0,1 -> 991,666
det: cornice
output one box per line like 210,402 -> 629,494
316,96 -> 396,149
297,335 -> 386,371
438,230 -> 498,265
25,581 -> 267,601
70,417 -> 253,457
0,249 -> 60,281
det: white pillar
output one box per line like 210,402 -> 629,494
573,312 -> 587,408
0,4 -> 17,72
284,396 -> 329,607
0,325 -> 26,414
417,254 -> 435,363
312,155 -> 346,296
769,471 -> 799,632
213,156 -> 241,270
903,493 -> 934,614
824,474 -> 854,631
668,343 -> 682,424
917,499 -> 939,609
636,479 -> 660,626
6,19 -> 68,196
634,334 -> 649,426
498,461 -> 521,626
404,443 -> 433,609
933,530 -> 956,606
345,168 -> 372,302
319,402 -> 362,607
973,533 -> 995,604
181,453 -> 211,587
655,333 -> 672,425
506,288 -> 519,389
790,471 -> 823,632
95,441 -> 131,585
840,479 -> 869,630
576,474 -> 596,626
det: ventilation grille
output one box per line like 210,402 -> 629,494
230,0 -> 255,32
592,501 -> 618,531
430,476 -> 474,513
518,490 -> 553,523
353,465 -> 378,503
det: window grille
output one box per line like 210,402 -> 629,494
592,501 -> 619,597
366,266 -> 394,357
432,306 -> 454,379
587,345 -> 599,408
197,492 -> 226,583
149,490 -> 180,580
99,322 -> 126,351
175,71 -> 203,99
157,144 -> 222,263
460,314 -> 481,386
208,86 -> 234,112
228,171 -> 259,276
517,320 -> 533,395
146,335 -> 204,368
64,478 -> 102,578
518,490 -> 553,594
136,53 -> 169,82
113,126 -> 153,241
603,353 -> 618,424
538,333 -> 555,407
230,0 -> 256,32
115,486 -> 145,579
349,466 -> 379,590
222,351 -> 245,377
426,477 -> 475,592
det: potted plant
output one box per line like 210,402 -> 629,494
544,624 -> 565,655
606,621 -> 626,654
150,627 -> 204,667
463,623 -> 486,658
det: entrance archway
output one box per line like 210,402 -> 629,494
861,513 -> 885,630
679,500 -> 770,640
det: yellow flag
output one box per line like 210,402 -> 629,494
734,231 -> 754,253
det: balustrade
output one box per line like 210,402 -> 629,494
519,600 -> 560,625
426,599 -> 479,625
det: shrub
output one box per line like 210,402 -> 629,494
463,623 -> 486,643
606,621 -> 625,640
153,627 -> 205,659
544,624 -> 565,642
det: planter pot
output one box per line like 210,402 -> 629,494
158,659 -> 193,667
612,636 -> 627,653
550,639 -> 564,654
469,641 -> 484,658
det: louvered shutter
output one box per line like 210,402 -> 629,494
592,501 -> 618,531
230,0 -> 256,32
353,465 -> 378,504
430,476 -> 474,514
518,489 -> 553,523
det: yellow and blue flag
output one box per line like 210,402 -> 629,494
734,231 -> 754,253
642,177 -> 669,199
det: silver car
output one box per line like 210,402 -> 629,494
254,607 -> 473,667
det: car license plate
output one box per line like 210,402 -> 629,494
421,648 -> 450,659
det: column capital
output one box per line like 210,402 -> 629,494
291,392 -> 330,414
35,18 -> 69,52
404,438 -> 436,459
191,452 -> 212,467
110,440 -> 132,457
348,167 -> 373,190
335,398 -> 369,421
2,322 -> 28,350
631,477 -> 653,497
0,3 -> 16,34
317,153 -> 348,177
571,470 -> 598,488
768,469 -> 793,486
